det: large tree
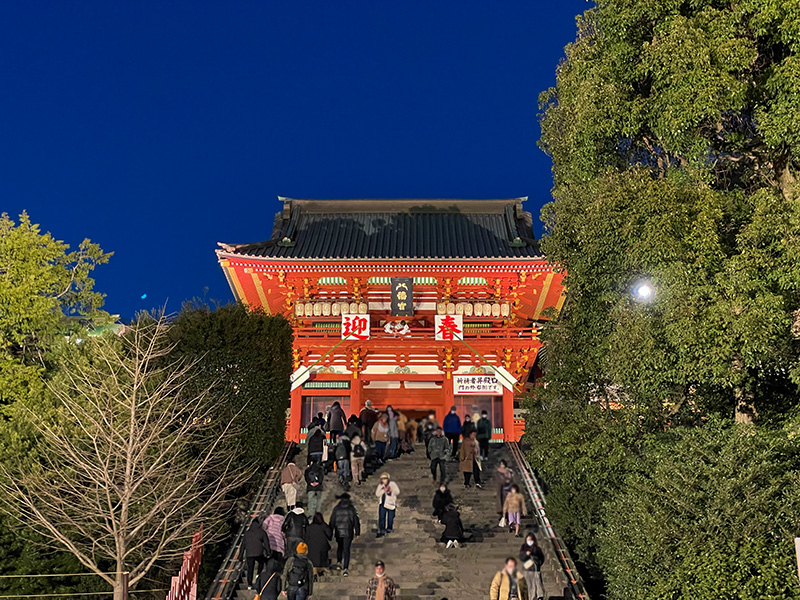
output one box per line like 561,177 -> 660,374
0,316 -> 248,600
539,0 -> 800,421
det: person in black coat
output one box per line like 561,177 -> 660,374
461,414 -> 476,438
306,428 -> 325,465
329,493 -> 361,575
432,484 -> 454,521
305,512 -> 332,575
520,533 -> 546,600
281,503 -> 307,558
253,557 -> 282,600
440,504 -> 464,547
327,401 -> 347,443
243,517 -> 271,589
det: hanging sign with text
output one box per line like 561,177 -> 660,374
342,314 -> 370,340
390,277 -> 414,316
454,374 -> 503,395
435,314 -> 463,341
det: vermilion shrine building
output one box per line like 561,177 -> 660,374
217,198 -> 566,442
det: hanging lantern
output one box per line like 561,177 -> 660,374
313,303 -> 322,317
500,302 -> 510,317
446,303 -> 456,315
473,302 -> 483,317
358,302 -> 368,314
455,303 -> 465,315
322,302 -> 331,316
483,303 -> 492,317
304,302 -> 313,317
491,303 -> 501,317
340,301 -> 350,315
294,303 -> 304,317
437,302 -> 447,315
349,302 -> 359,314
463,302 -> 474,317
331,302 -> 341,316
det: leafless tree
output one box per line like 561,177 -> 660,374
0,315 -> 248,600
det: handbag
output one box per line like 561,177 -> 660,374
523,559 -> 535,570
253,572 -> 276,600
498,516 -> 507,528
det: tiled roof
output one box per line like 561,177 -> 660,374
220,198 -> 541,260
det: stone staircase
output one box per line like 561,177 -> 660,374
237,443 -> 567,600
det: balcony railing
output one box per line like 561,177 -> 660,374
294,323 -> 537,340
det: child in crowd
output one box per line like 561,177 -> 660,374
502,484 -> 527,537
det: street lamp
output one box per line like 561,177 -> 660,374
633,281 -> 654,302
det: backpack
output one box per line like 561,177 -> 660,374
335,443 -> 348,461
352,443 -> 365,458
287,557 -> 308,588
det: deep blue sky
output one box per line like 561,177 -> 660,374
1,2 -> 586,319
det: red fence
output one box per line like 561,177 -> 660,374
166,525 -> 203,600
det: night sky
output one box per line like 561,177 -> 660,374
1,1 -> 587,319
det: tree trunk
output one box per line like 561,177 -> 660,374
113,570 -> 128,600
734,385 -> 757,424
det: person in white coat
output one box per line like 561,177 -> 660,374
375,472 -> 400,537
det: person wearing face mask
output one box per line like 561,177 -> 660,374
432,483 -> 454,521
366,560 -> 398,600
519,533 -> 545,600
490,557 -> 528,600
442,406 -> 462,459
428,427 -> 450,484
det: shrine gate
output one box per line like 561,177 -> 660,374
216,198 -> 565,442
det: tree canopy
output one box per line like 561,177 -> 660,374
539,0 -> 800,420
528,2 -> 800,599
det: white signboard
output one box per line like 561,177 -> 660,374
341,314 -> 370,341
435,314 -> 463,341
454,374 -> 503,395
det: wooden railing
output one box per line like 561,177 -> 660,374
166,525 -> 203,600
507,442 -> 591,600
204,442 -> 295,600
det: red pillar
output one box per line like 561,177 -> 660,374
350,375 -> 362,418
289,386 -> 302,443
502,386 -> 515,442
441,374 -> 454,424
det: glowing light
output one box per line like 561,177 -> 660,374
633,282 -> 654,301
140,293 -> 147,300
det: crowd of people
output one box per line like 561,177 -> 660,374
240,401 -> 546,600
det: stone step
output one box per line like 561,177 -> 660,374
244,443 -> 568,600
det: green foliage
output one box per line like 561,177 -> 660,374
168,302 -> 293,472
539,0 -> 800,418
523,393 -> 647,588
529,2 -> 800,598
0,213 -> 111,596
599,421 -> 800,600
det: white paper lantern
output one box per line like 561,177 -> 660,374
331,302 -> 341,316
463,302 -> 473,317
358,302 -> 368,314
501,302 -> 510,317
437,302 -> 447,315
294,303 -> 304,317
446,303 -> 456,315
483,303 -> 492,316
304,302 -> 313,317
349,302 -> 359,314
473,302 -> 483,317
322,302 -> 331,316
491,303 -> 501,317
455,303 -> 465,315
313,303 -> 322,316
